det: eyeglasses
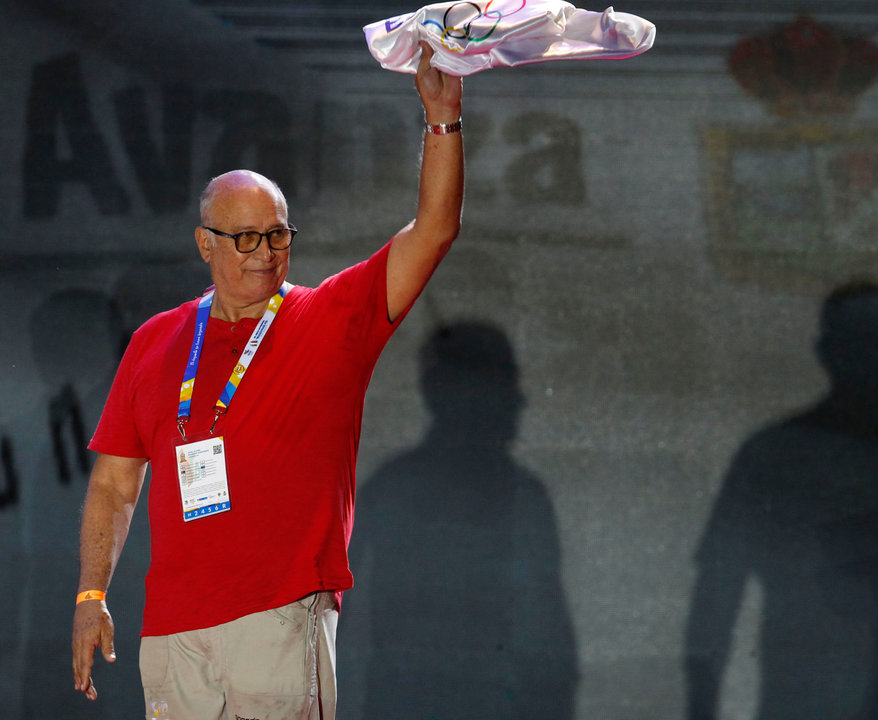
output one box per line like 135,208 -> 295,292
202,225 -> 297,253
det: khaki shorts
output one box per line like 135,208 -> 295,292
139,592 -> 338,720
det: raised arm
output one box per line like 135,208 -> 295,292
386,42 -> 464,323
72,453 -> 147,701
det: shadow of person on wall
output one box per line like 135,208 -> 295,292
30,289 -> 127,484
346,321 -> 577,720
686,281 -> 878,720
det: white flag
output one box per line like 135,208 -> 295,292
364,1 -> 656,76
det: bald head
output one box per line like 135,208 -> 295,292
199,170 -> 288,226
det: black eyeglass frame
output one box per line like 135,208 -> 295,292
201,225 -> 297,253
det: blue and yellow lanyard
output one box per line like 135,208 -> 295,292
177,283 -> 291,439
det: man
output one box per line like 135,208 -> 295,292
72,43 -> 463,719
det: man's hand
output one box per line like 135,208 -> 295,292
415,42 -> 463,123
72,599 -> 116,701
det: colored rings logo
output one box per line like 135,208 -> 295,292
423,0 -> 528,52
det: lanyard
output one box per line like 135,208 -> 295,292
177,282 -> 291,439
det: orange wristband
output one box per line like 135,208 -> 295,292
76,590 -> 106,605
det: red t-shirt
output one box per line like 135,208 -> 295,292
90,243 -> 404,636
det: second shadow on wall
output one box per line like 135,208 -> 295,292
686,282 -> 878,720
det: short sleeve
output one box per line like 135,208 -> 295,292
316,241 -> 412,360
89,333 -> 149,459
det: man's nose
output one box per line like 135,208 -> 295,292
253,234 -> 274,260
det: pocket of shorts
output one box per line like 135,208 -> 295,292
139,636 -> 170,689
228,599 -> 317,696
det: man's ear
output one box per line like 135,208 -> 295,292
195,226 -> 211,262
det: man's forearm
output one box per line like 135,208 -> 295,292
410,40 -> 464,245
415,121 -> 464,245
77,454 -> 147,592
78,486 -> 133,591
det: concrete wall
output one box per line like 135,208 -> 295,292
2,1 -> 878,718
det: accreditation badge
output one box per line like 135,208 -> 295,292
174,434 -> 231,522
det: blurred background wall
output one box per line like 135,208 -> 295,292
2,1 -> 878,718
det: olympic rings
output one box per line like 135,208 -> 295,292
422,0 -> 530,52
443,2 -> 482,40
422,19 -> 446,33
